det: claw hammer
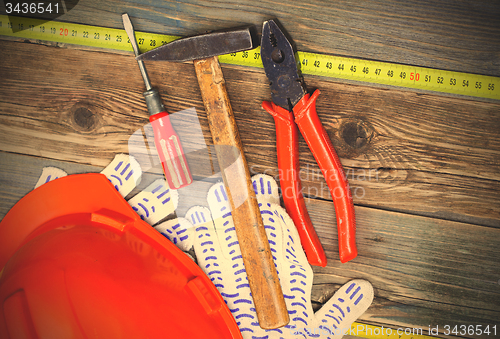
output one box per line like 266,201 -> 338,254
137,26 -> 289,329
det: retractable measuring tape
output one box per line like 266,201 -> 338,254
0,16 -> 483,339
0,15 -> 484,339
1,15 -> 499,101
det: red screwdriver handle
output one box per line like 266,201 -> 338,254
293,90 -> 357,263
262,101 -> 327,267
149,112 -> 193,190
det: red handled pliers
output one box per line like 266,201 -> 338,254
260,20 -> 357,266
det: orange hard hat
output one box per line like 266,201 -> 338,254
0,173 -> 242,339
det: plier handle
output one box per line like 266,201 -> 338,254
261,20 -> 357,266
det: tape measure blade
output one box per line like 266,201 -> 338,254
98,27 -> 125,51
376,61 -> 398,87
1,15 -> 498,100
475,74 -> 499,99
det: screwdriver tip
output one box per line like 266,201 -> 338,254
121,13 -> 153,91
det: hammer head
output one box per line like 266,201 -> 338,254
136,26 -> 257,62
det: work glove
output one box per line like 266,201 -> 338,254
35,155 -> 373,338
156,173 -> 374,339
35,154 -> 179,226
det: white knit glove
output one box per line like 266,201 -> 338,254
35,154 -> 178,226
35,158 -> 374,338
158,174 -> 374,338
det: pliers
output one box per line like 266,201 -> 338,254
260,20 -> 357,266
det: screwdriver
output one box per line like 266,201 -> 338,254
122,13 -> 192,189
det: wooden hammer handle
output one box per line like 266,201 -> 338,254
193,56 -> 289,329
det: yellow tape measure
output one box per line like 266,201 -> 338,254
1,15 -> 499,100
1,16 -> 447,339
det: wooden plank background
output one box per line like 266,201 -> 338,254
0,1 -> 499,338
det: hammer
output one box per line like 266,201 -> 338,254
137,26 -> 289,329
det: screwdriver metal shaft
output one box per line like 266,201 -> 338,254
122,14 -> 152,91
122,13 -> 192,189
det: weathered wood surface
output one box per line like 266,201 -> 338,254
0,40 -> 499,227
1,152 -> 499,338
1,0 -> 500,338
194,56 -> 290,329
7,0 -> 497,77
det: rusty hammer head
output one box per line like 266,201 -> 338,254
136,26 -> 257,62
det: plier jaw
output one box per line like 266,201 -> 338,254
261,20 -> 306,111
261,20 -> 358,267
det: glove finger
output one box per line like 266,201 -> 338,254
34,167 -> 67,189
252,173 -> 280,205
101,154 -> 142,197
206,182 -> 243,262
128,178 -> 178,225
252,174 -> 310,272
154,217 -> 194,252
251,174 -> 316,337
251,174 -> 282,265
257,202 -> 283,265
185,206 -> 225,289
254,203 -> 302,338
272,204 -> 316,334
314,279 -> 374,338
187,205 -> 261,337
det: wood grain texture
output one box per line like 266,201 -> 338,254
5,0 -> 496,76
1,1 -> 500,336
0,151 -> 215,219
194,56 -> 289,329
307,198 -> 500,336
0,40 -> 498,227
1,152 -> 498,338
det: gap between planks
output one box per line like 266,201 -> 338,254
2,40 -> 498,227
0,151 -> 498,338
